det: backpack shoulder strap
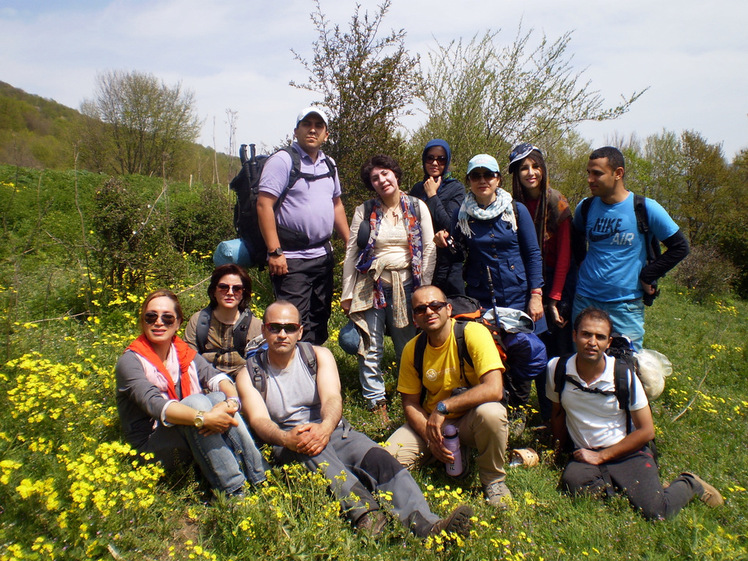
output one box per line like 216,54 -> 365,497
195,306 -> 213,354
247,349 -> 269,401
273,146 -> 303,211
580,196 -> 593,231
357,199 -> 376,249
296,342 -> 318,381
613,357 -> 634,433
633,193 -> 661,263
232,309 -> 253,356
406,195 -> 422,221
413,331 -> 428,381
453,320 -> 472,384
554,354 -> 574,401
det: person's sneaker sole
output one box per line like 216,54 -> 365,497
682,472 -> 724,507
429,504 -> 473,537
356,510 -> 388,537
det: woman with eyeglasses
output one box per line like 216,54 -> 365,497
341,155 -> 436,420
410,139 -> 466,296
115,289 -> 268,496
184,264 -> 262,377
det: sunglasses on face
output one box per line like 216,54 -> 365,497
217,283 -> 244,294
425,155 -> 447,164
413,301 -> 449,315
264,322 -> 302,334
144,312 -> 177,326
468,170 -> 497,181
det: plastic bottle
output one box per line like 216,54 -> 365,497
442,425 -> 463,476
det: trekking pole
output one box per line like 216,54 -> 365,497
485,266 -> 500,330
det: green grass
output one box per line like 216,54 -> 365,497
0,161 -> 746,559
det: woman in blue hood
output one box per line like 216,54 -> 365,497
410,139 -> 466,296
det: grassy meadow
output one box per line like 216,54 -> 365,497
0,164 -> 746,560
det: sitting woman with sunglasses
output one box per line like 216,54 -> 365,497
184,264 -> 262,378
342,155 -> 436,419
115,289 -> 268,496
410,139 -> 466,296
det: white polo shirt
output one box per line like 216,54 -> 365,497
546,355 -> 648,450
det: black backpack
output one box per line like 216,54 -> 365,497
245,342 -> 318,401
576,193 -> 662,305
229,144 -> 336,269
194,306 -> 258,366
356,196 -> 422,249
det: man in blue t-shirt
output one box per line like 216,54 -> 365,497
572,147 -> 689,350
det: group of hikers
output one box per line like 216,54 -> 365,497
115,106 -> 723,540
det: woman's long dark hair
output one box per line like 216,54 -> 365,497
511,150 -> 549,259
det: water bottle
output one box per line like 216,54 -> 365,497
442,425 -> 463,476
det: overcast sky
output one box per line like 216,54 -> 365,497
2,0 -> 746,161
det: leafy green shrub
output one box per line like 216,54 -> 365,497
673,243 -> 738,302
169,182 -> 234,258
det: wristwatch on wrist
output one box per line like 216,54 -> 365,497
193,411 -> 205,429
267,247 -> 283,257
436,401 -> 449,415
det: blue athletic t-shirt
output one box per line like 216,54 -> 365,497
574,192 -> 679,302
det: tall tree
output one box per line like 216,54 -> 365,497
80,70 -> 201,177
414,28 -> 644,172
291,0 -> 419,206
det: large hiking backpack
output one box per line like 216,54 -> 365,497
229,144 -> 336,269
245,341 -> 318,401
194,307 -> 259,366
576,193 -> 662,305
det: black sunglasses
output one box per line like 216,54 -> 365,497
413,301 -> 449,315
264,322 -> 302,334
468,170 -> 497,181
425,155 -> 447,164
217,283 -> 244,294
144,312 -> 177,326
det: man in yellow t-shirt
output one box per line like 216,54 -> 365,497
384,285 -> 511,508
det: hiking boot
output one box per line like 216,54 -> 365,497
428,504 -> 473,537
355,510 -> 388,537
682,472 -> 724,507
483,480 -> 513,509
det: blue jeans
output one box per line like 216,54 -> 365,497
358,284 -> 415,409
144,392 -> 268,494
572,294 -> 645,351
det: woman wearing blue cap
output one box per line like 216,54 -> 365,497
410,139 -> 466,296
435,154 -> 545,412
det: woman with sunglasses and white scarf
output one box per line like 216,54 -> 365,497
115,289 -> 268,497
435,154 -> 545,414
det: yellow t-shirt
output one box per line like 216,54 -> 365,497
397,320 -> 505,416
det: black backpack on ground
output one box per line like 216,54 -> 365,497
229,144 -> 336,269
194,306 -> 258,366
575,193 -> 662,305
245,342 -> 318,401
